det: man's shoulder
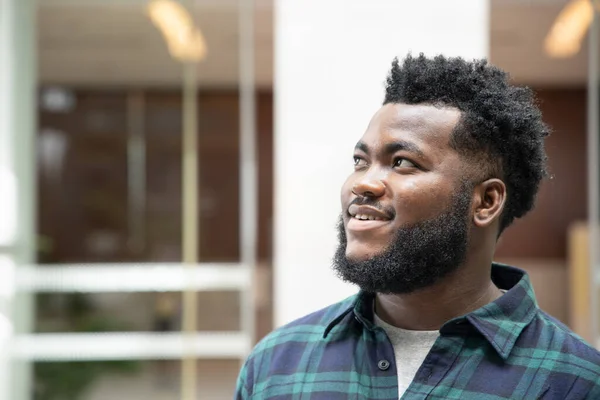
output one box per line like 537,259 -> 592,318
251,293 -> 358,355
534,309 -> 600,373
236,294 -> 358,395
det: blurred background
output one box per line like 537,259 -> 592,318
1,0 -> 600,399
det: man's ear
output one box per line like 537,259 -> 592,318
472,179 -> 506,228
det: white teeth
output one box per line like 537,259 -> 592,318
353,214 -> 381,221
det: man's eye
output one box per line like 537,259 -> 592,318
394,158 -> 416,168
354,156 -> 366,166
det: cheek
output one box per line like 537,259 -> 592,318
391,177 -> 454,221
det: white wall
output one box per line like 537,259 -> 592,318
274,0 -> 490,326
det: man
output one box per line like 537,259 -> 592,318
235,54 -> 600,399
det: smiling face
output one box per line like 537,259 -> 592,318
341,102 -> 467,260
333,102 -> 477,294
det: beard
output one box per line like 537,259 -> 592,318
332,187 -> 472,295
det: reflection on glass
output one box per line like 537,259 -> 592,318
34,291 -> 241,334
37,89 -> 249,264
33,359 -> 239,400
34,0 -> 271,398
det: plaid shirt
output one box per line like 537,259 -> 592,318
236,264 -> 600,399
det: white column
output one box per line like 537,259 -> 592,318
0,0 -> 36,398
0,2 -> 16,398
274,0 -> 490,326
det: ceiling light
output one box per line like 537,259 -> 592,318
146,0 -> 207,63
544,0 -> 593,58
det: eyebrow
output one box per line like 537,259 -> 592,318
354,140 -> 425,158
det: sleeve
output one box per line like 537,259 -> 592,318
234,358 -> 252,399
583,377 -> 600,400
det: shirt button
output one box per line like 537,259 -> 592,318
377,359 -> 390,371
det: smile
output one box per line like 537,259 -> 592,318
347,204 -> 393,221
352,214 -> 385,221
346,217 -> 390,232
346,204 -> 393,232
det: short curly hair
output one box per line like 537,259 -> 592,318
383,53 -> 550,233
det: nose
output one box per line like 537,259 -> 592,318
352,175 -> 386,198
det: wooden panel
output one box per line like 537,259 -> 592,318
257,92 -> 273,262
567,222 -> 593,343
38,91 -> 130,263
496,88 -> 587,259
38,89 -> 274,268
496,258 -> 568,324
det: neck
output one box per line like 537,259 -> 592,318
374,258 -> 503,331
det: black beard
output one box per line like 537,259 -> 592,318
332,189 -> 472,295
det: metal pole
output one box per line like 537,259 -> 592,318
126,91 -> 146,256
588,10 -> 599,349
181,49 -> 199,400
239,0 -> 257,357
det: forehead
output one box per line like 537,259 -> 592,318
361,103 -> 462,149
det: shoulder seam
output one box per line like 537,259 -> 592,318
538,311 -> 597,350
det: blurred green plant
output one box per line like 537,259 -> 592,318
33,293 -> 141,400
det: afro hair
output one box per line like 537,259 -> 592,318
383,53 -> 550,233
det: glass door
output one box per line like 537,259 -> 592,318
1,0 -> 272,398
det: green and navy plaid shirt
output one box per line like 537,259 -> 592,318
235,264 -> 600,399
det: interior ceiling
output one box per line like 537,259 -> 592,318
490,0 -> 588,86
38,0 -> 274,87
38,0 -> 589,88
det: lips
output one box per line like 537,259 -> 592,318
347,204 -> 392,221
346,204 -> 393,232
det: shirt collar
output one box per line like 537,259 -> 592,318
323,263 -> 539,360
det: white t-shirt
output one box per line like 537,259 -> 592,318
373,290 -> 507,398
373,312 -> 439,398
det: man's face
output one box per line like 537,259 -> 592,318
334,102 -> 475,294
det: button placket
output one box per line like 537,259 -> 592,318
377,359 -> 390,371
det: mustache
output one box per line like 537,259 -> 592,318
348,196 -> 396,218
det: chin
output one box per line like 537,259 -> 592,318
345,242 -> 383,262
